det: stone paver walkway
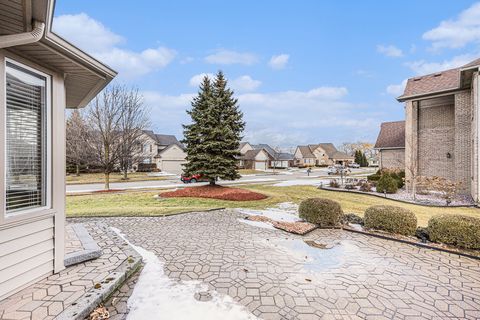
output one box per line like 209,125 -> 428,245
0,223 -> 140,320
84,210 -> 480,320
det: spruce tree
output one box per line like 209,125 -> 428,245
354,150 -> 361,164
182,71 -> 245,185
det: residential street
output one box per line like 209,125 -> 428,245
66,168 -> 376,194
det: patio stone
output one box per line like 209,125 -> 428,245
83,209 -> 480,319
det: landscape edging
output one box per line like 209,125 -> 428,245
343,226 -> 480,261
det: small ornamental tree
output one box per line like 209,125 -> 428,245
182,71 -> 245,185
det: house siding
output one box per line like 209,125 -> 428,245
379,149 -> 405,170
157,145 -> 187,174
455,91 -> 472,194
0,51 -> 65,299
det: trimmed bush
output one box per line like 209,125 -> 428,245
299,198 -> 343,227
367,174 -> 381,182
376,175 -> 398,194
364,205 -> 417,235
428,214 -> 480,249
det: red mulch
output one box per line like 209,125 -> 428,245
160,185 -> 268,201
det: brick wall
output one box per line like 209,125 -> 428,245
379,149 -> 405,170
455,91 -> 472,194
417,97 -> 455,181
471,72 -> 479,201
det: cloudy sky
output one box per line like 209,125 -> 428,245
54,1 -> 480,148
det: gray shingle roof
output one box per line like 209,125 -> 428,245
143,130 -> 183,148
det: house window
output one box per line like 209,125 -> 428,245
5,60 -> 50,213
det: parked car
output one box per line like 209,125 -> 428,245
327,166 -> 338,175
348,163 -> 360,168
181,174 -> 209,183
327,166 -> 351,175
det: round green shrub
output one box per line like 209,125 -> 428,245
299,198 -> 343,227
376,175 -> 398,194
367,174 -> 381,182
364,205 -> 417,235
428,214 -> 480,249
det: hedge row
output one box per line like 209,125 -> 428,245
298,197 -> 480,249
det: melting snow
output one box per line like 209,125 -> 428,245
272,179 -> 330,187
237,202 -> 301,223
111,227 -> 257,320
237,218 -> 276,230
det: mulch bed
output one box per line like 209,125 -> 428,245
245,215 -> 317,235
161,185 -> 268,201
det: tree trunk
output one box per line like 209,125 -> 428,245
105,172 -> 110,190
123,165 -> 128,180
75,163 -> 80,176
209,179 -> 216,186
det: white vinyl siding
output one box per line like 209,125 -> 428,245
5,60 -> 50,214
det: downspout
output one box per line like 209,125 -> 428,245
0,20 -> 45,49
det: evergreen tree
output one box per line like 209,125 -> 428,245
182,71 -> 245,185
362,152 -> 368,167
354,150 -> 361,164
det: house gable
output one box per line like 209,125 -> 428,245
239,142 -> 254,155
158,144 -> 187,160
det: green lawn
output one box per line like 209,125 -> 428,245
66,172 -> 168,185
66,184 -> 480,226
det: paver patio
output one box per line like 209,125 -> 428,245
82,209 -> 480,319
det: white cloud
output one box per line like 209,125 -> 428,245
230,75 -> 261,92
53,13 -> 176,78
376,44 -> 404,57
423,2 -> 480,50
189,73 -> 215,87
386,79 -> 407,96
204,49 -> 258,65
405,53 -> 476,74
268,54 -> 289,70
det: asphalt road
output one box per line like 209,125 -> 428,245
66,167 -> 376,194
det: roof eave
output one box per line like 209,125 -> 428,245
397,87 -> 463,102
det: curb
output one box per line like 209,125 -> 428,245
57,223 -> 143,320
67,207 -> 227,219
319,186 -> 476,208
343,226 -> 480,261
64,224 -> 102,267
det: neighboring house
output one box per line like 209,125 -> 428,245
239,149 -> 271,171
374,121 -> 405,170
294,143 -> 354,167
0,0 -> 115,299
139,130 -> 186,174
237,142 -> 294,169
397,57 -> 480,199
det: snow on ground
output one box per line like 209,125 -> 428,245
272,179 -> 330,187
237,202 -> 301,223
237,218 -> 276,230
111,227 -> 257,320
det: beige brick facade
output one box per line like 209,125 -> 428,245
378,149 -> 405,170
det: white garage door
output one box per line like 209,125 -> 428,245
254,161 -> 267,171
162,160 -> 185,174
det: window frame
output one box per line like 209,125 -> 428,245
3,57 -> 52,218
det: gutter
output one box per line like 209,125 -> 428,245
0,21 -> 45,49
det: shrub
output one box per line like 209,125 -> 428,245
299,198 -> 343,227
376,175 -> 398,194
364,205 -> 417,235
343,213 -> 363,225
359,181 -> 372,192
428,214 -> 480,249
329,179 -> 340,188
367,174 -> 381,182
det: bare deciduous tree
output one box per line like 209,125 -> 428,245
66,110 -> 93,176
86,85 -> 126,190
118,88 -> 150,180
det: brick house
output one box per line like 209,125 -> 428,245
237,142 -> 294,169
294,143 -> 354,167
374,121 -> 405,170
397,57 -> 480,200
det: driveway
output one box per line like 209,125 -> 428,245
79,210 -> 480,319
66,168 -> 376,194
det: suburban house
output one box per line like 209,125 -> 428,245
0,0 -> 115,299
138,130 -> 186,174
374,121 -> 405,170
397,57 -> 480,200
237,142 -> 294,170
294,143 -> 354,167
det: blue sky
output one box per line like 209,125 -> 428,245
54,1 -> 480,148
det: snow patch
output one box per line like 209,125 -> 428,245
238,218 -> 276,230
272,179 -> 330,187
237,202 -> 300,223
111,227 -> 257,320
